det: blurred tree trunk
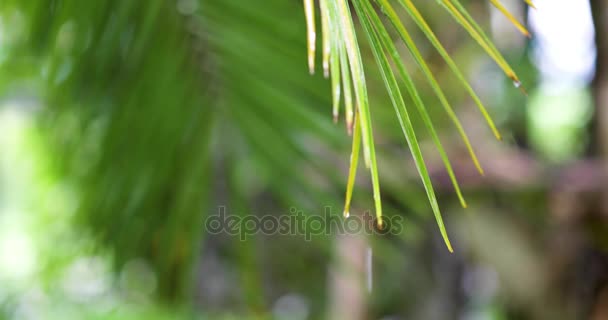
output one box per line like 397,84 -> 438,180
591,0 -> 608,157
327,234 -> 368,320
589,1 -> 608,319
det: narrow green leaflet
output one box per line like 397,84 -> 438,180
353,0 -> 453,252
376,0 -> 485,175
303,0 -> 316,74
326,0 -> 385,227
320,0 -> 332,77
363,0 -> 467,209
339,41 -> 355,133
344,112 -> 361,218
489,0 -> 531,37
396,0 -> 501,140
327,0 -> 342,122
440,0 -> 526,92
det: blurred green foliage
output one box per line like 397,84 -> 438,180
2,0 -> 599,319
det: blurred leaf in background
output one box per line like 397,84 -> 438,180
0,0 -> 607,320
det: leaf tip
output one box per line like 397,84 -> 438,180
460,199 -> 468,209
442,229 -> 454,253
511,78 -> 528,96
525,0 -> 537,10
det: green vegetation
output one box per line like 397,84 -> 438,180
1,1 -> 605,319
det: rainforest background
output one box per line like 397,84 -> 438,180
0,0 -> 607,319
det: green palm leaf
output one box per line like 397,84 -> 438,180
304,0 -> 531,251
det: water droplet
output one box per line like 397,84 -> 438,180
512,80 -> 528,96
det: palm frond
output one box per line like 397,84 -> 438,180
304,0 -> 531,250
